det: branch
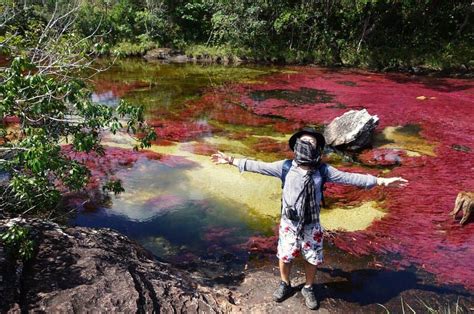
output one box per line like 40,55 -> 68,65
0,5 -> 15,27
0,147 -> 28,151
33,3 -> 79,61
47,116 -> 84,124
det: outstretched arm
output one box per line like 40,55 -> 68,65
327,165 -> 408,188
211,151 -> 284,178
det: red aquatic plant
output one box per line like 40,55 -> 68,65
233,67 -> 474,290
244,235 -> 278,254
203,227 -> 238,242
62,145 -> 160,189
358,148 -> 408,166
93,80 -> 152,99
149,119 -> 216,142
253,137 -> 288,154
62,145 -> 199,188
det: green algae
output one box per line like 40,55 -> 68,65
374,125 -> 436,156
250,87 -> 335,104
92,59 -> 272,111
252,134 -> 291,142
103,134 -> 388,233
320,201 -> 386,232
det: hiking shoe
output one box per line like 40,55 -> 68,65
301,285 -> 318,310
272,281 -> 292,302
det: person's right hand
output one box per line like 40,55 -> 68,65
211,151 -> 231,165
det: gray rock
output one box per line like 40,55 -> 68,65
144,48 -> 172,60
0,219 -> 233,313
324,109 -> 379,151
143,48 -> 192,63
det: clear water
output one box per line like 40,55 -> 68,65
74,59 -> 282,278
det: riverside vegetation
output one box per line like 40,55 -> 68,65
77,0 -> 472,71
2,1 -> 471,70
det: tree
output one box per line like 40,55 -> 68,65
0,2 -> 156,218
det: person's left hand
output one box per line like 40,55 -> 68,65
377,177 -> 408,187
211,151 -> 231,165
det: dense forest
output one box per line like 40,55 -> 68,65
4,0 -> 474,69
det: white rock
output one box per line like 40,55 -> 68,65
324,109 -> 379,150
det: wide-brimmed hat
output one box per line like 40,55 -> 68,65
289,127 -> 326,151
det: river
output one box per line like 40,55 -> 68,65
72,58 -> 474,310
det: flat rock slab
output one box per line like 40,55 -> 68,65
230,244 -> 474,313
0,219 -> 234,313
1,219 -> 472,313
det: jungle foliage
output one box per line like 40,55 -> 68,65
70,0 -> 473,69
5,1 -> 472,68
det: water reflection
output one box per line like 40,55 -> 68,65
73,153 -> 271,276
91,91 -> 119,106
103,158 -> 202,221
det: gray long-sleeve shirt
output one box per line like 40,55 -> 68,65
237,159 -> 377,225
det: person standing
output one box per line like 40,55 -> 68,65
211,127 -> 407,310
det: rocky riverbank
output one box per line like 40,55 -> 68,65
142,47 -> 473,78
1,217 -> 473,312
144,47 -> 246,65
0,218 -> 234,312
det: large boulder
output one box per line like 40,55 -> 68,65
0,218 -> 233,313
324,109 -> 379,151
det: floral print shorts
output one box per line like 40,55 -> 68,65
276,219 -> 324,266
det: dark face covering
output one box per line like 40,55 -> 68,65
293,138 -> 321,167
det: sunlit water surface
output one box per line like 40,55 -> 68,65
72,59 -> 474,297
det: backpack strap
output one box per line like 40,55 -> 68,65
318,163 -> 328,208
281,159 -> 292,188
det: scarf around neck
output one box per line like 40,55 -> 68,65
291,139 -> 322,238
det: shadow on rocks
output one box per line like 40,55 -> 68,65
315,267 -> 471,306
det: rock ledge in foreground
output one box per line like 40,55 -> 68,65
0,218 -> 233,313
